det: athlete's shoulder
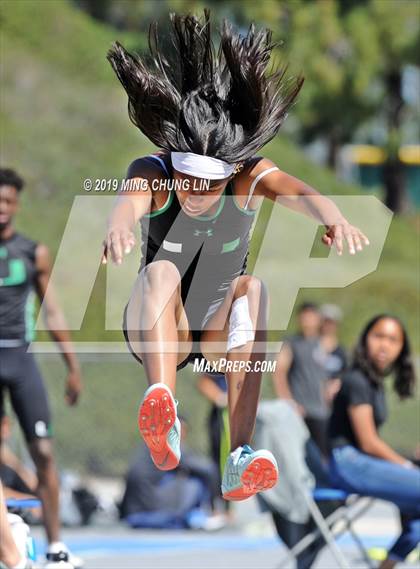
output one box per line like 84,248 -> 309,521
244,156 -> 278,175
127,150 -> 170,180
231,157 -> 279,203
234,156 -> 278,185
342,367 -> 369,389
34,242 -> 51,270
12,232 -> 38,253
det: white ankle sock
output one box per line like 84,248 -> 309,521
48,541 -> 66,550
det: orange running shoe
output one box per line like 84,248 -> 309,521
222,445 -> 278,501
138,383 -> 181,471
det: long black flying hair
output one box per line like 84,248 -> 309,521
107,10 -> 304,163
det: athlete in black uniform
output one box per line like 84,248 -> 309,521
0,168 -> 84,567
103,12 -> 369,501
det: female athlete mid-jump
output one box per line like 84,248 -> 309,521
103,12 -> 369,501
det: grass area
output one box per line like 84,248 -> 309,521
1,0 -> 419,473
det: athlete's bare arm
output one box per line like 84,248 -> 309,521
35,244 -> 82,406
272,343 -> 305,416
248,158 -> 369,256
272,343 -> 294,399
197,374 -> 228,408
349,404 -> 408,465
0,445 -> 38,493
102,158 -> 165,265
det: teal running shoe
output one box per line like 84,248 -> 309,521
138,383 -> 181,470
222,445 -> 278,501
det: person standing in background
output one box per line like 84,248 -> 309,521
0,168 -> 83,567
273,302 -> 330,457
319,304 -> 348,405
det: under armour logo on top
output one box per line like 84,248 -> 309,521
193,228 -> 214,237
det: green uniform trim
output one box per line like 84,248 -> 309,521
144,190 -> 174,218
222,237 -> 241,253
0,259 -> 26,286
195,190 -> 226,221
232,194 -> 258,216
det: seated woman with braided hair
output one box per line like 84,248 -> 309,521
103,10 -> 369,501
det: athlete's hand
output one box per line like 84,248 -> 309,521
65,369 -> 82,406
322,219 -> 369,256
102,226 -> 136,265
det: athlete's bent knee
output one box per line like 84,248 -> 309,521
141,260 -> 181,290
232,275 -> 264,298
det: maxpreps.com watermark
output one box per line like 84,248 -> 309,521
83,177 -> 211,192
193,358 -> 277,374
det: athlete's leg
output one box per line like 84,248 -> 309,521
200,275 -> 268,450
28,438 -> 60,543
28,437 -> 83,565
125,260 -> 192,392
6,349 -> 60,544
200,275 -> 277,500
125,260 -> 192,470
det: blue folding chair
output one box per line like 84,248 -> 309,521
6,498 -> 41,510
254,401 -> 375,568
278,487 -> 374,568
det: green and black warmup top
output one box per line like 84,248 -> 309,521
0,232 -> 38,345
139,154 -> 257,332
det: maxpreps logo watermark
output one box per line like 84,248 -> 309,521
31,193 -> 393,353
193,358 -> 277,374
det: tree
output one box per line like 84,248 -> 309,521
285,1 -> 381,169
286,0 -> 419,212
370,0 -> 420,212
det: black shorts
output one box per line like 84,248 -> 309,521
122,305 -> 207,371
122,260 -> 236,371
0,346 -> 52,442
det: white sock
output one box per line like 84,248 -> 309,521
47,540 -> 68,553
48,540 -> 64,548
230,446 -> 244,465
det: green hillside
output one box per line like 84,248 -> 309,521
1,0 -> 418,472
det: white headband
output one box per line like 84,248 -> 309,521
171,152 -> 235,180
